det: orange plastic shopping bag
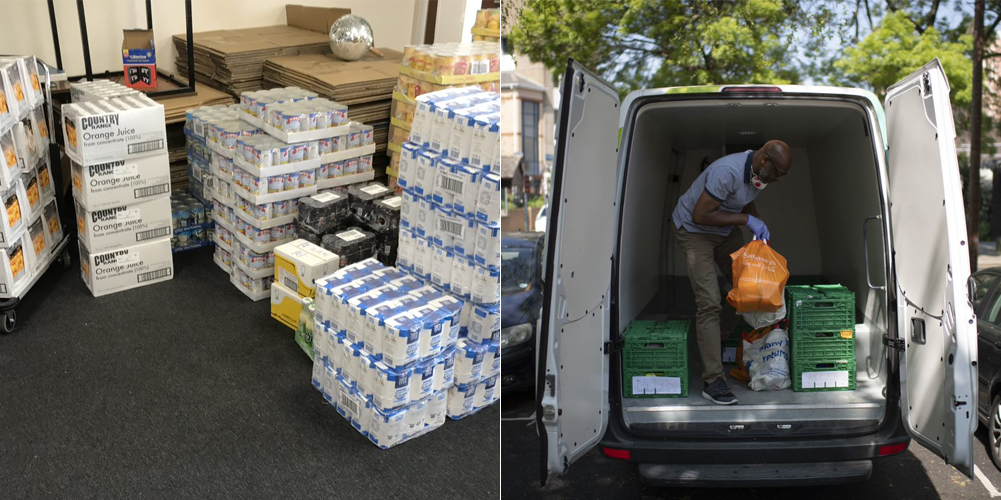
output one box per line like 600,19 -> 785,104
725,240 -> 789,313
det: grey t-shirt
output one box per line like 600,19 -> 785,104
672,151 -> 759,236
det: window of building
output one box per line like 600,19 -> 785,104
522,100 -> 540,176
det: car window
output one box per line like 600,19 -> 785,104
974,273 -> 1000,311
986,289 -> 1001,327
502,247 -> 536,295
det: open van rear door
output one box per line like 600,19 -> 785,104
537,60 -> 621,484
885,58 -> 978,478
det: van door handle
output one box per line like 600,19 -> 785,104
863,216 -> 886,290
994,341 -> 1001,351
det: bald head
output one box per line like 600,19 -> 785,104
752,140 -> 792,183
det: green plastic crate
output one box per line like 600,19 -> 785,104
624,367 -> 689,398
623,320 -> 689,370
792,330 -> 856,362
786,285 -> 856,332
792,359 -> 856,392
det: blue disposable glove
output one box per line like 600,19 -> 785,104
746,215 -> 770,241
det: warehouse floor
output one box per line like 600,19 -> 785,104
0,246 -> 499,498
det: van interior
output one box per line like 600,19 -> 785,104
617,97 -> 891,432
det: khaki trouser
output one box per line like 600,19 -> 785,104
672,224 -> 744,385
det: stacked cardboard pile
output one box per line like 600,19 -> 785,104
65,80 -> 174,297
172,6 -> 349,96
0,55 -> 64,299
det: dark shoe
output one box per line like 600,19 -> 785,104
702,378 -> 738,405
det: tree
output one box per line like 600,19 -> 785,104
971,0 -> 985,270
834,10 -> 972,106
508,0 -> 843,95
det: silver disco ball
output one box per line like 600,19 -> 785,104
329,15 -> 375,62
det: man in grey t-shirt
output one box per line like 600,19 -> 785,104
671,140 -> 792,405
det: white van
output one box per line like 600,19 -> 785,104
537,58 -> 978,486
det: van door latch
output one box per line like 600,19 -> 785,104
603,338 -> 624,354
882,336 -> 905,350
954,398 -> 968,408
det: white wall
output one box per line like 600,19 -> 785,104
433,0 -> 481,44
0,0 -> 433,78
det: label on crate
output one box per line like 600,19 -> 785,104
312,192 -> 338,203
632,376 -> 681,396
339,229 -> 365,242
361,185 -> 389,196
437,170 -> 465,195
801,371 -> 849,388
279,267 -> 298,294
840,330 -> 853,339
113,163 -> 138,177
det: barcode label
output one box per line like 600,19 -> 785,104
137,268 -> 172,283
135,184 -> 169,198
279,267 -> 298,293
136,226 -> 170,241
127,139 -> 164,155
437,172 -> 464,195
194,121 -> 205,137
437,217 -> 464,238
339,392 -> 358,414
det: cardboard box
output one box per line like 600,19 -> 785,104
62,95 -> 166,165
78,237 -> 173,297
71,80 -> 140,103
274,239 -> 339,298
0,56 -> 42,109
71,153 -> 171,211
0,128 -> 21,190
0,180 -> 28,247
21,170 -> 41,220
26,215 -> 49,264
271,281 -> 305,330
0,61 -> 26,119
0,232 -> 35,298
76,196 -> 172,253
123,29 -> 157,90
42,198 -> 63,248
285,5 -> 351,34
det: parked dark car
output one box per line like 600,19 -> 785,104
500,232 -> 544,393
973,267 -> 1001,470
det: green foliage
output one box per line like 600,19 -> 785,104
526,195 -> 547,208
834,10 -> 973,106
509,0 -> 842,95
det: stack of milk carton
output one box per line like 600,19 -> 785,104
311,258 -> 481,448
0,55 -> 64,298
64,79 -> 173,297
396,87 -> 501,419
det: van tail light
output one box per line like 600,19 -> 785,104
602,447 -> 631,460
878,443 -> 908,456
721,86 -> 783,93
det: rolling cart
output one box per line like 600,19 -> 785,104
0,58 -> 71,333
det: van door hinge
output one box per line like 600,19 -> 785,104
883,336 -> 905,350
604,337 -> 624,354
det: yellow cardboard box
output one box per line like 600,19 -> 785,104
274,239 -> 339,298
271,281 -> 303,330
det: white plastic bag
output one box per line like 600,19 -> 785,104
744,327 -> 791,391
740,295 -> 787,330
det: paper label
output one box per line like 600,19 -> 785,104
339,229 -> 366,242
437,170 -> 464,195
312,192 -> 339,203
437,214 -> 465,238
801,371 -> 850,388
632,376 -> 681,396
382,196 -> 402,208
840,330 -> 853,339
279,267 -> 298,293
117,208 -> 141,222
113,163 -> 138,177
361,185 -> 389,196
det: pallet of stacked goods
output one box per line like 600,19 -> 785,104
186,87 -> 377,301
310,258 -> 483,448
387,41 -> 500,191
786,285 -> 858,392
169,191 -> 212,253
394,87 -> 501,419
621,319 -> 691,398
470,8 -> 501,42
0,56 -> 70,328
65,79 -> 173,297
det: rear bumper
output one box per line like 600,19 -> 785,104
600,403 -> 911,470
639,461 -> 873,487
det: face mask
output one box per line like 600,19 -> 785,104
751,174 -> 768,190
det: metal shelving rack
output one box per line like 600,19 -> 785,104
0,59 -> 72,333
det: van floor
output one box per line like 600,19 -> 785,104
621,312 -> 887,427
